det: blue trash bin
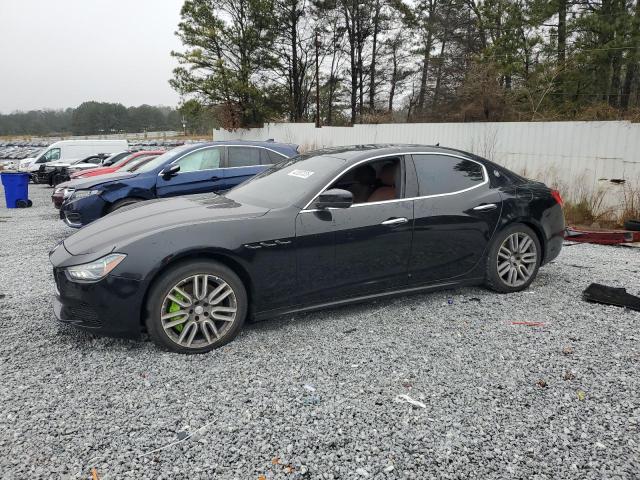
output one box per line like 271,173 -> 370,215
1,172 -> 31,208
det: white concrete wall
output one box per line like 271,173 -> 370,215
214,121 -> 640,212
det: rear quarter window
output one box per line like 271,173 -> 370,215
413,154 -> 485,196
264,149 -> 286,164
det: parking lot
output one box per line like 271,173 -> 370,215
0,183 -> 638,479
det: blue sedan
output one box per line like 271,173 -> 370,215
59,141 -> 298,227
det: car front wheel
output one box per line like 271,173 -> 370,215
485,223 -> 541,293
145,260 -> 247,353
109,198 -> 141,213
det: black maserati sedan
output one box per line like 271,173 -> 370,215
50,145 -> 565,353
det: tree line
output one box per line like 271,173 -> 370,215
171,0 -> 640,128
0,103 -> 190,137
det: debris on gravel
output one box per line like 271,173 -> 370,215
0,184 -> 639,479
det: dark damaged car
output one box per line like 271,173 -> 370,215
50,145 -> 565,353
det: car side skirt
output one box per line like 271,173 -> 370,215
251,277 -> 485,322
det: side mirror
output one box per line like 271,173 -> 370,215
315,188 -> 353,209
103,160 -> 113,166
161,164 -> 180,178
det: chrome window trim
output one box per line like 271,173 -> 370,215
224,165 -> 270,170
224,144 -> 289,158
300,151 -> 488,212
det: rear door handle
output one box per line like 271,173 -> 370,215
381,217 -> 409,226
473,203 -> 497,211
210,175 -> 221,181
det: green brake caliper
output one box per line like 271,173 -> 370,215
168,292 -> 187,333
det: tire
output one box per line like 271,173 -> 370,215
485,223 -> 541,293
31,175 -> 39,184
108,197 -> 142,213
52,173 -> 64,186
144,260 -> 247,354
624,219 -> 640,232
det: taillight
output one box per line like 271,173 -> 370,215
551,189 -> 564,206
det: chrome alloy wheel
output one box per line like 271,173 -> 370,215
496,232 -> 538,287
160,274 -> 238,349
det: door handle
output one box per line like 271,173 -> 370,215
473,203 -> 497,211
210,175 -> 221,181
381,217 -> 409,226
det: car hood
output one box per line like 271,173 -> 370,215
73,166 -> 109,177
66,171 -> 138,190
63,195 -> 270,255
53,181 -> 71,192
47,161 -> 76,167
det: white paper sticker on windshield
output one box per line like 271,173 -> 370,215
288,169 -> 315,179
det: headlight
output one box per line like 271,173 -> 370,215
66,253 -> 127,282
72,189 -> 101,200
62,188 -> 74,198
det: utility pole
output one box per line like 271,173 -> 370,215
315,31 -> 321,128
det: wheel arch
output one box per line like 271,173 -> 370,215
498,217 -> 547,264
103,196 -> 148,216
139,249 -> 255,330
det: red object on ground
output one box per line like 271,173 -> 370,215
564,226 -> 640,245
511,321 -> 545,327
70,150 -> 165,179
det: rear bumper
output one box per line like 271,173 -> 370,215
53,269 -> 144,338
543,232 -> 563,265
541,204 -> 565,265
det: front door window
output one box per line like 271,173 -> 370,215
176,148 -> 221,173
37,148 -> 61,163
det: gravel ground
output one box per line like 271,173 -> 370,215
0,183 -> 638,480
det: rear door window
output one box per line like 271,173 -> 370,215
228,147 -> 262,167
412,154 -> 484,196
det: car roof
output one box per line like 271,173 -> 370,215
308,144 -> 480,163
184,140 -> 298,155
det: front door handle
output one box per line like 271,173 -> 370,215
473,203 -> 497,211
210,175 -> 221,181
381,217 -> 409,226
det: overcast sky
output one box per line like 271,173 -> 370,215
0,0 -> 185,113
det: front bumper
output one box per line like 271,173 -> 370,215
51,192 -> 64,209
53,267 -> 145,338
60,195 -> 107,228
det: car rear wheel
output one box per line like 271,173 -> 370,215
144,261 -> 247,354
485,223 -> 541,293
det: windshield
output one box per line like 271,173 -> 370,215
226,153 -> 346,209
135,145 -> 193,173
109,152 -> 134,167
102,151 -> 126,165
121,155 -> 157,172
